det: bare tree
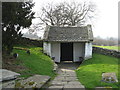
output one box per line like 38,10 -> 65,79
38,1 -> 96,27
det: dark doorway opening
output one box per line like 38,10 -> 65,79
61,43 -> 73,61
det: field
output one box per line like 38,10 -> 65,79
93,45 -> 119,51
76,53 -> 119,88
12,46 -> 56,78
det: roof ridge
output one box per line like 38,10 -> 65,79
48,25 -> 90,28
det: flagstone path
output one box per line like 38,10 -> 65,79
48,61 -> 85,89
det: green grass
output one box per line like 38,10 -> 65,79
13,46 -> 56,78
93,45 -> 119,51
76,53 -> 119,88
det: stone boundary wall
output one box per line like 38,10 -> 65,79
93,47 -> 120,58
17,37 -> 43,47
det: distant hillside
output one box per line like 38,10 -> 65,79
93,36 -> 118,46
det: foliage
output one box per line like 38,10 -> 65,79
38,1 -> 96,27
2,2 -> 35,54
13,46 -> 56,78
76,53 -> 119,88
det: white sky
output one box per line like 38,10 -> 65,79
31,0 -> 119,39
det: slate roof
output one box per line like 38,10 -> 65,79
43,25 -> 93,42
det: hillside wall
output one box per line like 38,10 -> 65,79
93,47 -> 120,58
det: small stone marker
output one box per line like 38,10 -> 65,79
53,63 -> 58,72
101,72 -> 118,83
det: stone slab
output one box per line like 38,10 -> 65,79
49,69 -> 85,89
55,76 -> 65,79
59,74 -> 76,77
59,73 -> 76,77
51,81 -> 67,86
63,88 -> 85,90
64,84 -> 85,88
95,87 -> 112,90
1,80 -> 15,88
67,81 -> 81,85
102,72 -> 118,83
65,76 -> 77,80
48,85 -> 63,89
0,69 -> 20,82
53,77 -> 65,81
48,62 -> 85,89
63,79 -> 78,82
61,73 -> 76,76
15,75 -> 50,88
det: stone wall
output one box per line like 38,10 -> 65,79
17,37 -> 43,47
93,47 -> 120,58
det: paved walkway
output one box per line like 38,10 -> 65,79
48,61 -> 85,89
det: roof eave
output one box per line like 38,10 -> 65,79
43,40 -> 91,42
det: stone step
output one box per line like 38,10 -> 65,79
48,85 -> 63,89
64,84 -> 85,88
48,63 -> 85,89
51,81 -> 67,86
0,69 -> 20,82
0,69 -> 20,89
15,75 -> 51,88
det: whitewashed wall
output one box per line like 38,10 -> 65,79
44,42 -> 92,63
43,42 -> 48,54
47,43 -> 51,56
51,42 -> 60,63
43,42 -> 51,56
84,42 -> 92,60
73,43 -> 85,62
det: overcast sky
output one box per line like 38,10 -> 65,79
30,0 -> 119,39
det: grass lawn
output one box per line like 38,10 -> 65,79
76,53 -> 119,88
93,45 -> 119,51
13,46 -> 56,79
